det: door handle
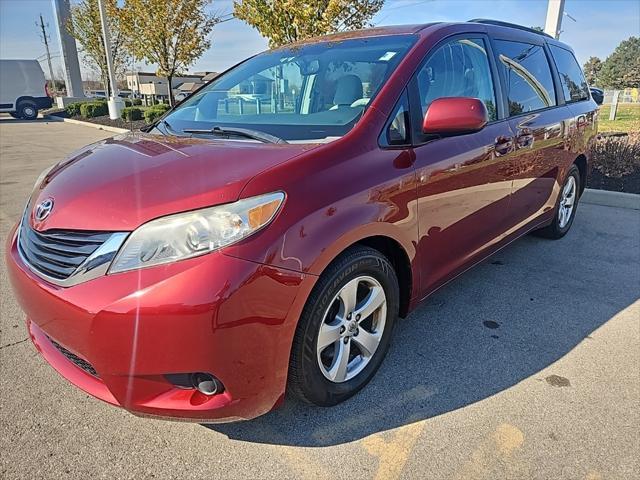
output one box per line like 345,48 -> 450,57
494,136 -> 513,156
516,131 -> 534,148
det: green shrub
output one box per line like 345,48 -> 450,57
132,98 -> 142,106
79,101 -> 109,118
144,103 -> 171,124
121,106 -> 143,121
65,102 -> 83,117
124,99 -> 132,107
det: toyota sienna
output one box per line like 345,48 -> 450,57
7,20 -> 597,422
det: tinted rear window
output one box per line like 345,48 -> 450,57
493,40 -> 557,116
549,45 -> 589,103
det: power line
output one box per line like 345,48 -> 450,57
373,0 -> 435,26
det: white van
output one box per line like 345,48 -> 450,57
0,59 -> 52,120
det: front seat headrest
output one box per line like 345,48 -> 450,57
333,75 -> 363,106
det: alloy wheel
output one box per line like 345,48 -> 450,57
316,275 -> 387,383
558,175 -> 577,229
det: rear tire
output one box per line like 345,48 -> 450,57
9,112 -> 21,119
17,101 -> 38,120
535,164 -> 580,239
288,246 -> 399,406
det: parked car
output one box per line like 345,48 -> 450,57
0,59 -> 52,120
7,20 -> 597,422
589,87 -> 604,105
87,90 -> 107,99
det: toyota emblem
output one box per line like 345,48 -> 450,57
34,198 -> 54,221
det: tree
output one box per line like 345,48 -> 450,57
121,0 -> 218,106
233,0 -> 385,48
67,0 -> 128,96
583,56 -> 602,87
598,37 -> 640,90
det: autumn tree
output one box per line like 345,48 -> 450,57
121,0 -> 218,106
233,0 -> 385,48
67,0 -> 128,96
583,56 -> 602,87
598,37 -> 640,89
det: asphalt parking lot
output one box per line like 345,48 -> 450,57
1,115 -> 638,479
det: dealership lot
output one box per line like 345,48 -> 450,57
0,116 -> 638,479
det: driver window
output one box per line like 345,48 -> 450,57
416,38 -> 497,121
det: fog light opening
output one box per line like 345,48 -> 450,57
191,372 -> 221,396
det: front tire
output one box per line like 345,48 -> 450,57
9,112 -> 21,119
535,164 -> 581,239
288,246 -> 399,406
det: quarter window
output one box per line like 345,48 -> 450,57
494,40 -> 557,115
549,45 -> 589,103
384,91 -> 410,146
415,38 -> 497,121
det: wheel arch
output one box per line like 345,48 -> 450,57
573,154 -> 588,196
355,236 -> 413,318
307,225 -> 417,319
15,96 -> 37,107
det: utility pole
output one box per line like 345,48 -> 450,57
37,14 -> 57,96
97,0 -> 123,119
544,0 -> 565,39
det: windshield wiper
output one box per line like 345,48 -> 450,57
141,118 -> 176,136
159,119 -> 180,136
182,126 -> 288,144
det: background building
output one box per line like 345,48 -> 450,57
125,71 -> 211,103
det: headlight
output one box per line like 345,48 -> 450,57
109,192 -> 284,274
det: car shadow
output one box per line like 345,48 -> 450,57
205,206 -> 639,446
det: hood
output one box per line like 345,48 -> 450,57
29,132 -> 313,232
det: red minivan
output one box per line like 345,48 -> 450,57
6,20 -> 597,422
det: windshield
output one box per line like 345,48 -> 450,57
163,35 -> 416,143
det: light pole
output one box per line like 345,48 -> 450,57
97,0 -> 124,119
52,0 -> 85,103
544,0 -> 565,39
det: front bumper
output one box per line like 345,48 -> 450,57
6,226 -> 309,422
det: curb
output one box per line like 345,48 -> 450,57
582,188 -> 640,210
44,115 -> 130,134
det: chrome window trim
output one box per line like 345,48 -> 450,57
17,212 -> 129,288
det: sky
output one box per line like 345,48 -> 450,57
0,0 -> 638,80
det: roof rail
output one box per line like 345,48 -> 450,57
468,19 -> 554,39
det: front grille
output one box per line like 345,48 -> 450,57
49,337 -> 99,377
18,216 -> 112,280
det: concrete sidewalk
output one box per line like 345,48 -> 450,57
1,117 -> 638,479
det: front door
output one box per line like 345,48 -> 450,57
410,35 -> 516,294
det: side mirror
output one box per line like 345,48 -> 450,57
590,88 -> 604,105
423,97 -> 488,135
